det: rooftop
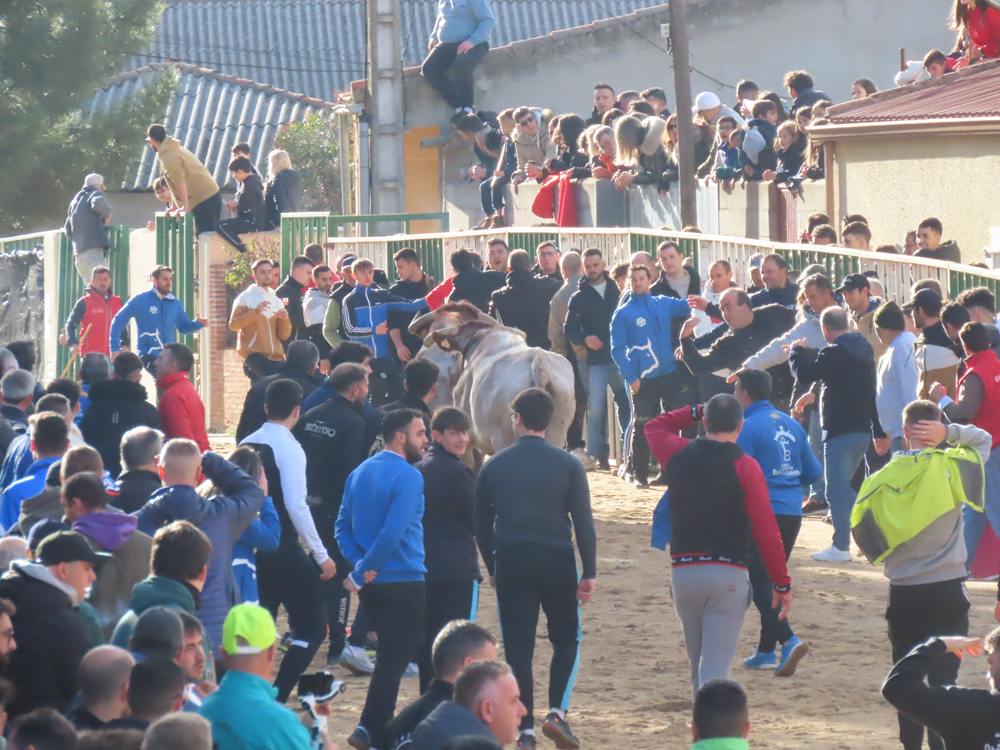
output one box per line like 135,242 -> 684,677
811,58 -> 1000,139
88,62 -> 335,191
133,0 -> 671,100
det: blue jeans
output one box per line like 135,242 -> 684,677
807,410 -> 825,500
823,432 -> 870,551
586,362 -> 630,461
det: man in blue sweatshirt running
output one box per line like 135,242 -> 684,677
336,408 -> 428,750
733,368 -> 821,677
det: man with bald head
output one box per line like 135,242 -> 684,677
68,645 -> 136,730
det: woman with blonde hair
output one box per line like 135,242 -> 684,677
263,148 -> 303,229
612,115 -> 676,194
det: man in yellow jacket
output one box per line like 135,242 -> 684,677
229,259 -> 292,382
146,124 -> 223,235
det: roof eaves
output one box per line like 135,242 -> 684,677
808,115 -> 1000,141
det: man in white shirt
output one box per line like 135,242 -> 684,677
303,264 -> 335,360
240,378 -> 335,703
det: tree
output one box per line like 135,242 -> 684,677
0,0 -> 161,232
275,113 -> 345,213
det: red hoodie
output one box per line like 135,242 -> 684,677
157,372 -> 209,452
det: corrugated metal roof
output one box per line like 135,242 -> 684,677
131,0 -> 669,100
87,62 -> 335,191
826,59 -> 1000,124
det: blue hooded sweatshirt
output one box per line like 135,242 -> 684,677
610,293 -> 690,384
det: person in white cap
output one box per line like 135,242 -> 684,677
692,91 -> 745,127
64,173 -> 113,283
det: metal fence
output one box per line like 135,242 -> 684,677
322,227 -> 996,305
280,212 -> 451,277
155,214 -> 198,349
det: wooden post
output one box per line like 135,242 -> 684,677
899,47 -> 906,72
670,0 -> 698,228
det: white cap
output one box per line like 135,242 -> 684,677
84,173 -> 105,189
692,91 -> 721,114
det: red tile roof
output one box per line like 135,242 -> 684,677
824,58 -> 1000,124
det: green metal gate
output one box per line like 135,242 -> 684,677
155,214 -> 197,348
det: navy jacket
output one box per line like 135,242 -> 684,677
417,443 -> 478,583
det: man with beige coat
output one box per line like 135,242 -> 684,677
146,124 -> 222,235
229,259 -> 292,382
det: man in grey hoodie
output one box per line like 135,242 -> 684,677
65,173 -> 113,283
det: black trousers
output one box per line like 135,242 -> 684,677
316,517 -> 353,658
420,41 -> 488,110
243,352 -> 282,383
748,514 -> 801,652
630,372 -> 694,482
217,216 -> 255,252
886,578 -> 970,750
256,544 -> 325,702
191,192 -> 222,235
358,581 -> 426,749
496,545 -> 580,730
417,578 -> 478,693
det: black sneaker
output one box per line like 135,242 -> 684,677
517,732 -> 537,750
347,726 -> 371,750
542,713 -> 581,750
633,476 -> 650,489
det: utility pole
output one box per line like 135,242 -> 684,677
366,0 -> 405,220
669,0 -> 697,228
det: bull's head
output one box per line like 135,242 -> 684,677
409,301 -> 497,352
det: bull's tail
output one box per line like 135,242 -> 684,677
532,353 -> 574,448
531,355 -> 552,393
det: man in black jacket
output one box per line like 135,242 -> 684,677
80,352 -> 161,477
115,427 -> 163,513
475,388 -> 596,749
882,631 -> 1000,750
449,249 -> 504,313
276,255 -> 315,342
0,531 -> 105,719
692,254 -> 798,332
789,307 -> 887,563
680,291 -> 796,404
381,360 -> 439,428
294,363 -> 369,665
235,341 -> 322,443
386,621 -> 498,750
415,407 -> 479,692
217,157 -> 267,253
389,248 -> 433,364
531,241 -> 563,282
490,250 -> 560,349
564,249 -> 629,470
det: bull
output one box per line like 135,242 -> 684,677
409,302 -> 575,454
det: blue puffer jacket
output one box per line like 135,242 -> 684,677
231,496 -> 280,604
610,293 -> 690,383
342,284 -> 427,359
109,287 -> 203,359
134,452 -> 263,656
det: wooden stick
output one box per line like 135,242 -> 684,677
59,323 -> 93,379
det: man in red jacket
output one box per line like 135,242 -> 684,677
58,266 -> 128,356
154,343 -> 208,452
645,394 -> 792,693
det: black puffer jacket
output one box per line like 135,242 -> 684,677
80,379 -> 161,478
235,366 -> 323,443
489,270 -> 560,349
564,274 -> 620,365
449,269 -> 505,314
264,168 -> 303,229
0,561 -> 95,719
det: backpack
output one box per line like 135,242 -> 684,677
851,446 -> 984,564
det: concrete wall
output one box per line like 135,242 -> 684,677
833,134 -> 1000,263
401,0 -> 950,230
109,190 -> 236,230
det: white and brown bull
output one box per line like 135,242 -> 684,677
409,302 -> 575,454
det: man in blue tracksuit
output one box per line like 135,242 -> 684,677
342,259 -> 428,406
610,263 -> 693,487
733,368 -> 821,677
109,265 -> 206,370
336,408 -> 428,750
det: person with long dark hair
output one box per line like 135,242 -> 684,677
951,0 -> 1000,66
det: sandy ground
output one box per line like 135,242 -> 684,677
210,427 -> 997,749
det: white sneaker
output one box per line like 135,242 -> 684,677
403,662 -> 419,677
811,545 -> 852,563
570,448 -> 597,471
339,644 -> 375,675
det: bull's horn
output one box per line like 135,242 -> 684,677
409,310 -> 437,335
474,309 -> 499,326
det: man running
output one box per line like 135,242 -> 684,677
733,369 -> 819,676
644,394 -> 792,693
475,387 -> 597,750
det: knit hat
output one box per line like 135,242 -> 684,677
692,91 -> 722,114
223,604 -> 277,655
874,300 -> 905,331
